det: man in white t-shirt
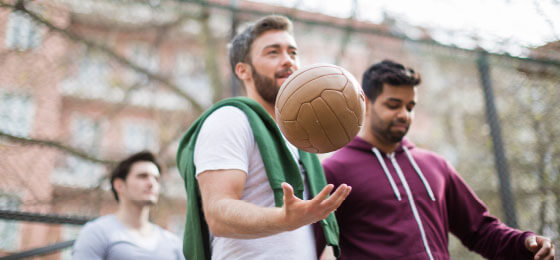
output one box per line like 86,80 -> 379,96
72,152 -> 184,260
193,15 -> 351,259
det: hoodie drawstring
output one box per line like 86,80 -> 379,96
372,147 -> 436,202
371,145 -> 436,260
403,146 -> 436,201
372,148 -> 402,201
388,152 -> 435,260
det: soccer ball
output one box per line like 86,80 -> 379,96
275,63 -> 365,153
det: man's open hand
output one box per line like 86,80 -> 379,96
281,182 -> 351,230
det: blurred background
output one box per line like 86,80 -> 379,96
0,0 -> 558,259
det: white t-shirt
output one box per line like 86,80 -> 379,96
72,215 -> 184,260
194,106 -> 317,260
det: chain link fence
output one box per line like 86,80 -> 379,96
0,0 -> 558,259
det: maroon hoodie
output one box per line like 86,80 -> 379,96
318,136 -> 534,260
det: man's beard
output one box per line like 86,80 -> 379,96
253,68 -> 279,104
384,121 -> 409,143
371,111 -> 409,144
250,64 -> 294,105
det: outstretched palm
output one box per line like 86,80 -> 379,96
281,182 -> 351,230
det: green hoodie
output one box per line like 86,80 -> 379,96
176,97 -> 340,260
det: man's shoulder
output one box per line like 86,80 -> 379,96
323,145 -> 364,167
207,106 -> 247,121
406,146 -> 454,175
408,146 -> 448,164
88,214 -> 117,224
82,215 -> 120,233
321,146 -> 367,181
200,106 -> 251,134
74,215 -> 119,251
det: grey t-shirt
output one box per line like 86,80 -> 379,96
72,215 -> 184,260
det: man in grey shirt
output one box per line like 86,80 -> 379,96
72,151 -> 184,260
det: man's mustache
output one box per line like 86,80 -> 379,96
275,68 -> 295,78
390,120 -> 409,129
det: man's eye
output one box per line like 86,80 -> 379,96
268,50 -> 278,55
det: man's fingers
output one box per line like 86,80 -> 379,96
333,185 -> 352,208
282,182 -> 296,204
310,184 -> 335,204
526,236 -> 539,252
530,236 -> 538,247
534,239 -> 553,260
320,184 -> 351,211
534,247 -> 551,259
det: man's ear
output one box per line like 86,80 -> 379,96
235,62 -> 252,81
364,96 -> 372,116
114,178 -> 125,195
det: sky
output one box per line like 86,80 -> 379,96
253,0 -> 560,56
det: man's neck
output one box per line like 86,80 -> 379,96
358,129 -> 400,154
260,101 -> 275,120
115,201 -> 152,233
246,89 -> 276,120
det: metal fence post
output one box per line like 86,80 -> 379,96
477,50 -> 519,228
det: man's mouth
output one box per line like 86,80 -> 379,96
276,69 -> 294,79
391,124 -> 408,132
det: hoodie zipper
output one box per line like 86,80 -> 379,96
388,152 -> 435,260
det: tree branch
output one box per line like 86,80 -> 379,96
0,131 -> 115,164
0,1 -> 11,9
0,1 -> 205,113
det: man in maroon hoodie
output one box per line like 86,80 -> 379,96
318,60 -> 555,259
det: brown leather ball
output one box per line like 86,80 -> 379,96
275,63 -> 365,153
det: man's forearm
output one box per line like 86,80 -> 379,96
205,198 -> 289,239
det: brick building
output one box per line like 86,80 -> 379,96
2,0 -> 558,259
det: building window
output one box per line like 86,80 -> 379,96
67,114 -> 103,178
53,114 -> 104,187
70,114 -> 101,151
77,54 -> 110,92
173,53 -> 212,107
0,92 -> 35,137
123,121 -> 157,154
61,51 -> 111,98
0,194 -> 21,251
128,43 -> 159,84
4,10 -> 42,51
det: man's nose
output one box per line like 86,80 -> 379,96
280,51 -> 295,68
148,176 -> 158,186
396,107 -> 411,121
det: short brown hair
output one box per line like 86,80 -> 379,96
110,151 -> 161,202
229,15 -> 293,79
